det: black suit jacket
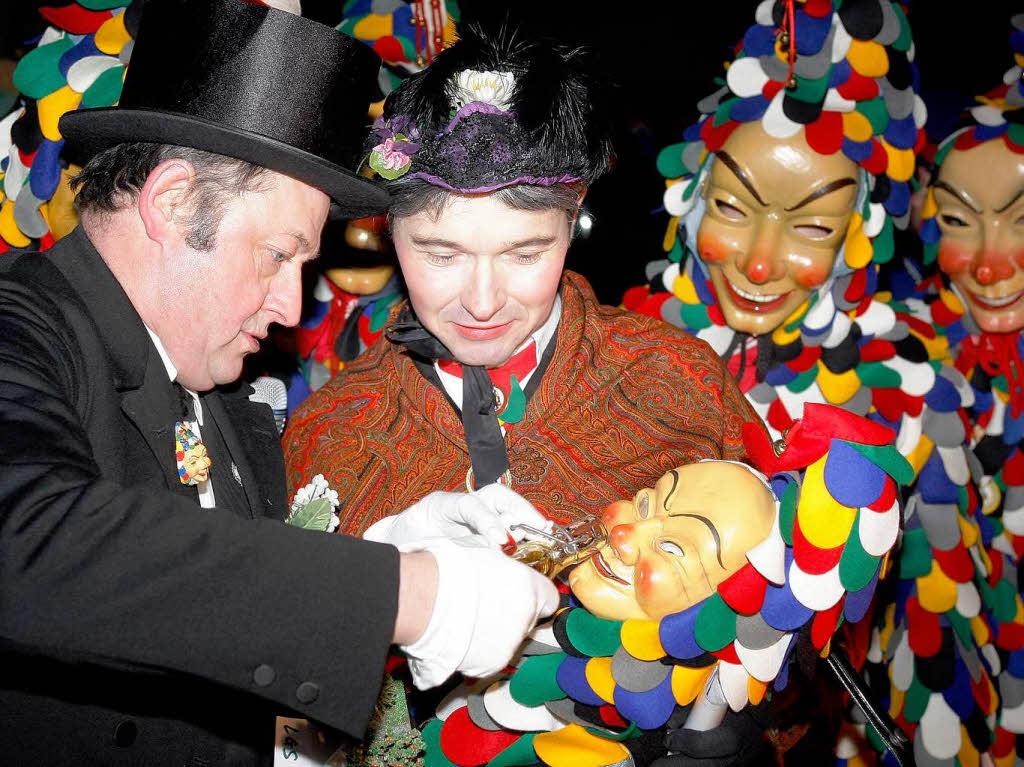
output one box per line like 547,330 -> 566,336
0,228 -> 399,766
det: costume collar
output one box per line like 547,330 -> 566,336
48,226 -> 151,391
144,325 -> 178,382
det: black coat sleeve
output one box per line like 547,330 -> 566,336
0,273 -> 399,738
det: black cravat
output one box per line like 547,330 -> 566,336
386,308 -> 509,488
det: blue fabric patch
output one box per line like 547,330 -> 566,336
828,59 -> 851,88
841,137 -> 874,163
731,95 -> 770,123
761,552 -> 814,631
918,452 -> 960,504
825,440 -> 887,507
884,114 -> 917,150
659,602 -> 704,660
28,138 -> 63,201
924,375 -> 961,413
794,10 -> 832,55
765,364 -> 799,387
942,655 -> 975,721
613,672 -> 677,730
883,181 -> 910,217
556,656 -> 606,707
844,569 -> 879,624
919,217 -> 940,245
742,24 -> 777,57
974,123 -> 1008,143
58,35 -> 101,78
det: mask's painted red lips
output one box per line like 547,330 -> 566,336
724,279 -> 792,314
592,551 -> 629,585
453,321 -> 514,341
967,289 -> 1024,312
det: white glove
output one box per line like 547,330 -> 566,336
363,485 -> 552,548
399,538 -> 560,689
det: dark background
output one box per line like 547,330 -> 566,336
2,0 -> 1020,303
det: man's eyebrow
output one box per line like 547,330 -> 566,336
933,180 -> 983,214
716,151 -> 767,207
666,512 -> 725,568
409,236 -> 464,250
995,188 -> 1024,214
784,178 -> 858,212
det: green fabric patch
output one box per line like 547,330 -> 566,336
694,593 -> 737,652
565,610 -> 624,657
657,143 -> 688,179
787,70 -> 831,105
779,482 -> 798,547
13,36 -> 75,100
786,365 -> 819,394
873,216 -> 895,264
81,64 -> 125,108
839,513 -> 879,592
898,528 -> 932,579
902,675 -> 930,724
423,719 -> 459,767
509,653 -> 568,707
855,361 -> 901,390
856,97 -> 890,136
679,302 -> 712,330
845,441 -> 915,486
891,4 -> 913,51
487,734 -> 539,766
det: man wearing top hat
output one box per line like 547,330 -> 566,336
0,1 -> 559,764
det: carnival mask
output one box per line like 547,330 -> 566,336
569,461 -> 776,621
933,139 -> 1024,333
182,442 -> 212,484
696,122 -> 859,336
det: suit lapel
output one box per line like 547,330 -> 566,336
208,386 -> 286,520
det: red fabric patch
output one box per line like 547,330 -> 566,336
718,564 -> 769,615
39,4 -> 112,34
788,345 -> 821,373
39,232 -> 55,251
710,643 -> 741,664
766,398 -> 794,435
954,130 -> 984,152
700,118 -> 741,153
762,80 -> 783,102
599,705 -> 628,728
706,301 -> 726,327
872,387 -> 923,421
637,292 -> 673,319
805,111 -> 844,156
868,477 -> 897,512
1003,450 -> 1024,485
972,666 -> 993,714
1003,132 -> 1024,155
994,724 -> 1017,757
859,140 -> 888,176
995,620 -> 1024,652
792,515 -> 845,575
905,596 -> 943,657
373,36 -> 407,63
859,339 -> 896,363
837,71 -> 879,101
934,542 -> 975,584
930,297 -> 963,327
17,148 -> 36,167
901,313 -> 938,340
988,554 -> 1004,589
622,285 -> 652,312
384,654 -> 407,674
844,268 -> 867,304
802,0 -> 832,16
440,707 -> 521,767
810,599 -> 844,649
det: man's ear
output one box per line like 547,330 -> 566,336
137,159 -> 196,245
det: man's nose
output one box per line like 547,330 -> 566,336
266,269 -> 303,327
461,260 -> 504,321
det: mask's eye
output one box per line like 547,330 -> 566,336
659,540 -> 684,557
940,214 -> 969,228
637,494 -> 650,519
714,199 -> 746,221
793,224 -> 833,240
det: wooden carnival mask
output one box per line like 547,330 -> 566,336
569,461 -> 776,621
933,139 -> 1024,333
696,122 -> 860,336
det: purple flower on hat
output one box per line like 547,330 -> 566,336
369,115 -> 421,180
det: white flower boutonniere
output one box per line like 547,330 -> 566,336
451,69 -> 516,111
286,474 -> 341,533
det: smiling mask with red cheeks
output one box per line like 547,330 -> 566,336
696,121 -> 860,337
568,461 -> 776,622
933,138 -> 1024,334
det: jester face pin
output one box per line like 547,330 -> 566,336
175,422 -> 211,485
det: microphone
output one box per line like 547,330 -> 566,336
250,376 -> 288,435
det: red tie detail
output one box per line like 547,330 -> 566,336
438,340 -> 539,391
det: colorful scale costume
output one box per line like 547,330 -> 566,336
0,0 -> 134,252
619,2 -> 1009,763
870,19 -> 1024,764
423,405 -> 910,767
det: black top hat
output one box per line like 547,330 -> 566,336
60,0 -> 389,218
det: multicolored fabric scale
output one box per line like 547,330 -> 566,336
422,405 -> 910,767
0,1 -> 133,253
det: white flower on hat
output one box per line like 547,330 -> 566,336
451,69 -> 516,111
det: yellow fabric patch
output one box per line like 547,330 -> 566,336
957,513 -> 979,549
748,677 -> 767,706
847,39 -> 889,78
904,433 -> 934,480
533,724 -> 632,767
584,657 -> 616,705
671,663 -> 714,707
673,272 -> 700,305
916,561 -> 958,614
663,215 -> 679,252
352,13 -> 393,39
39,85 -> 82,141
621,619 -> 666,661
921,188 -> 938,219
842,111 -> 874,143
0,198 -> 30,247
910,329 -> 950,364
798,455 -> 857,549
844,213 -> 873,269
817,364 -> 861,405
969,614 -> 992,647
958,725 -> 979,767
883,140 -> 915,183
95,13 -> 130,55
939,288 -> 964,316
887,686 -> 905,717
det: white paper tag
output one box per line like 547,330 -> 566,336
274,717 -> 336,766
